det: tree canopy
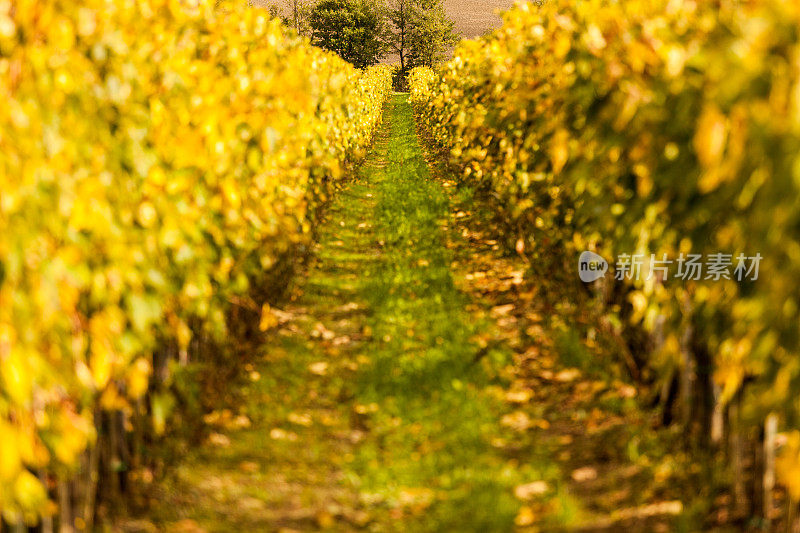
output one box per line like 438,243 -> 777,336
302,0 -> 459,79
309,0 -> 386,69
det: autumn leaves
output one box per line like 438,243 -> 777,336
0,1 -> 392,522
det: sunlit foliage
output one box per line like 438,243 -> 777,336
410,0 -> 800,505
0,0 -> 391,520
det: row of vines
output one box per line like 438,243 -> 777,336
410,0 -> 800,526
0,0 -> 391,527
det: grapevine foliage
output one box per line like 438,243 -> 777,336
410,0 -> 800,502
0,0 -> 391,520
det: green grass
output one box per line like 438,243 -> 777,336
139,95 -> 575,532
345,95 -> 520,531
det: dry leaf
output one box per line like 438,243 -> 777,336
309,361 -> 329,375
505,389 -> 532,403
288,412 -> 313,427
555,368 -> 581,382
207,432 -> 230,447
514,481 -> 549,500
501,411 -> 532,431
571,466 -> 598,482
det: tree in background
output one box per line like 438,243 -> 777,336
265,0 -> 312,36
406,0 -> 458,68
385,0 -> 413,73
385,0 -> 458,87
302,0 -> 457,75
285,0 -> 313,36
309,0 -> 386,68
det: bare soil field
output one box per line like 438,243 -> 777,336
442,0 -> 515,39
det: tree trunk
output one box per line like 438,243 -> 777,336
39,470 -> 53,533
787,500 -> 800,533
81,438 -> 101,532
763,413 -> 777,526
729,393 -> 747,520
58,478 -> 73,533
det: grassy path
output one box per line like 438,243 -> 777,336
135,95 -> 521,531
130,96 -> 691,532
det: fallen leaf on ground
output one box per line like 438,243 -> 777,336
514,481 -> 549,500
203,409 -> 231,426
288,412 -> 313,426
505,389 -> 532,403
227,415 -> 251,429
491,304 -> 515,317
207,432 -> 230,447
354,403 -> 379,414
555,368 -> 581,382
613,500 -> 683,520
270,428 -> 298,441
398,487 -> 435,507
312,323 -> 336,340
333,335 -> 351,346
571,466 -> 598,482
308,361 -> 328,375
501,411 -> 532,431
